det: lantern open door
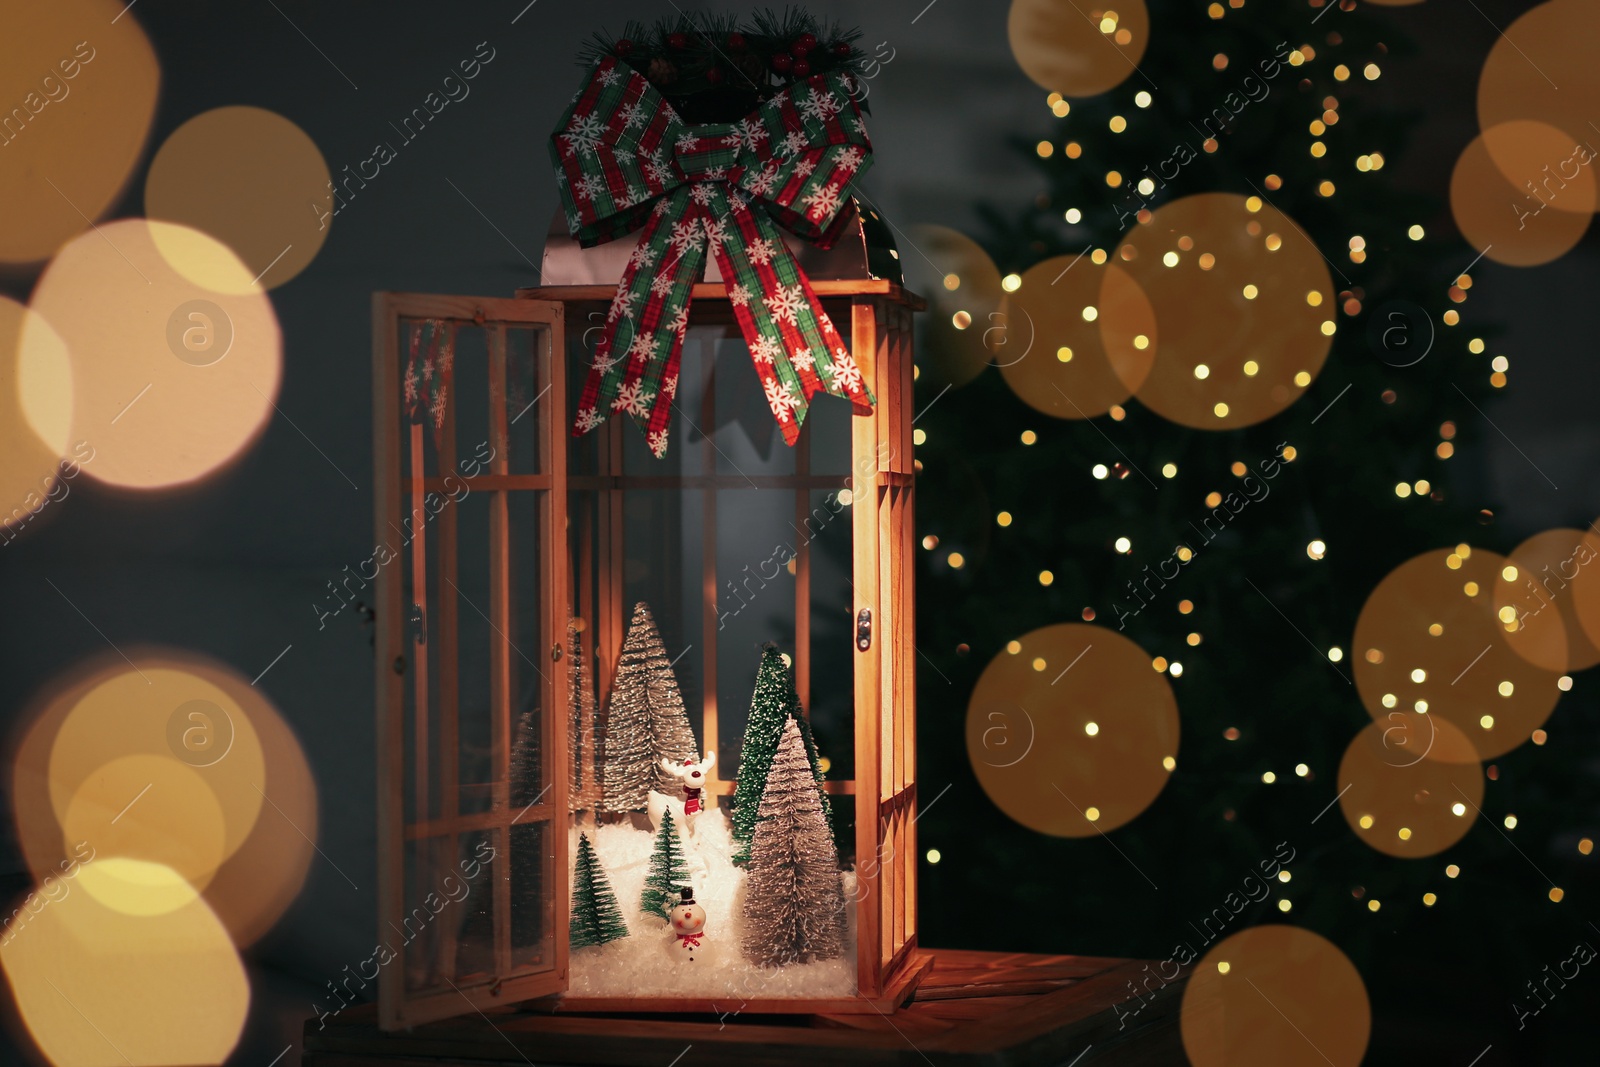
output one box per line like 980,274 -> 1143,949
375,265 -> 922,1025
372,293 -> 571,1029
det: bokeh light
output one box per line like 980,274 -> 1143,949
904,225 -> 1005,389
1353,548 -> 1562,758
1182,926 -> 1370,1066
1492,528 -> 1600,673
146,106 -> 333,291
1007,0 -> 1150,98
0,1 -> 159,263
966,624 -> 1178,837
1339,713 -> 1484,858
28,220 -> 282,489
999,257 -> 1156,419
1450,121 -> 1595,267
1477,0 -> 1600,161
0,861 -> 248,1066
1111,193 -> 1333,429
0,298 -> 74,537
12,650 -> 315,946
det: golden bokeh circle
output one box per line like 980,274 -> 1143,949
28,219 -> 282,489
0,297 -> 74,537
63,753 -> 229,903
46,666 -> 265,864
1450,122 -> 1594,268
0,1 -> 159,263
146,105 -> 332,291
1339,714 -> 1484,858
1008,0 -> 1150,98
13,650 -> 316,945
1478,0 -> 1600,155
1111,193 -> 1333,429
1569,526 -> 1600,656
966,624 -> 1178,838
1492,528 -> 1600,673
905,225 -> 1004,390
175,656 -> 318,946
998,257 -> 1156,419
0,861 -> 248,1066
1353,547 -> 1562,757
1181,926 -> 1370,1067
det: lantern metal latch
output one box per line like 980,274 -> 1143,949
552,642 -> 564,662
856,608 -> 872,652
407,603 -> 427,645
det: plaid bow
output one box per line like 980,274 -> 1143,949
550,57 -> 876,457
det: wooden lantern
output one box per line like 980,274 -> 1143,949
372,203 -> 924,1028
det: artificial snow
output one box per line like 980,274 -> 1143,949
566,809 -> 857,999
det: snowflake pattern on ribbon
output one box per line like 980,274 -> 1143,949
549,58 -> 877,457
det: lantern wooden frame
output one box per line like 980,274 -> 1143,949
373,276 -> 924,1029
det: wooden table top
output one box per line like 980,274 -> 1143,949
302,949 -> 1186,1066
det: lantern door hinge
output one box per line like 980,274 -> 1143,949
407,603 -> 427,646
856,608 -> 872,651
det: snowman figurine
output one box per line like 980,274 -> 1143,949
665,886 -> 709,964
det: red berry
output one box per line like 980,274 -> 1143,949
706,67 -> 724,84
797,32 -> 818,51
791,41 -> 812,57
666,32 -> 688,50
614,38 -> 634,56
727,32 -> 747,50
771,52 -> 794,73
792,59 -> 811,77
832,41 -> 852,57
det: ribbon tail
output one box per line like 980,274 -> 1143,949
713,192 -> 872,443
571,188 -> 699,444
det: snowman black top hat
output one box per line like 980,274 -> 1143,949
678,886 -> 695,906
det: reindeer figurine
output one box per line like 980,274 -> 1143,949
647,750 -> 716,833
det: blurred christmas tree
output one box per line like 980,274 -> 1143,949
913,0 -> 1589,1039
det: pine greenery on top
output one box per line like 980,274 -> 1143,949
741,717 -> 846,966
576,8 -> 867,116
599,601 -> 698,812
570,832 -> 629,948
640,809 -> 694,920
731,645 -> 831,865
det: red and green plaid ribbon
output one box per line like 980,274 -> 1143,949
550,57 -> 875,457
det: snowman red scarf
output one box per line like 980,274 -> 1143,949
674,930 -> 705,949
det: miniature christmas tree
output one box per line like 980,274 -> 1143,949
599,601 -> 697,811
741,718 -> 846,967
569,832 -> 629,948
639,808 -> 694,920
731,645 -> 830,864
567,619 -> 600,813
